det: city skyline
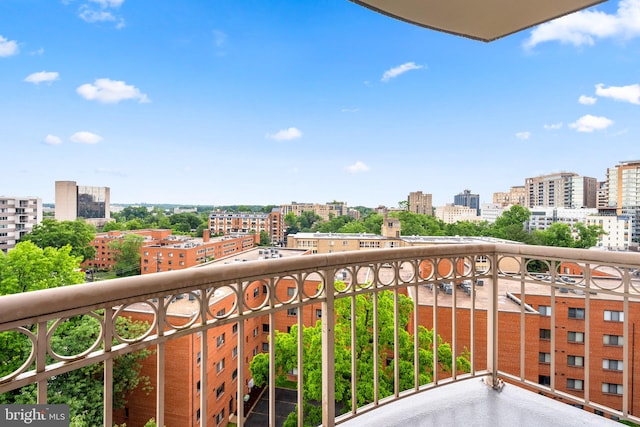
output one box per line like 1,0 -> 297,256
2,1 -> 639,207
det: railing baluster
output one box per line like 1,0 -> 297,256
372,287 -> 379,404
351,293 -> 358,413
237,316 -> 245,427
156,299 -> 166,427
413,281 -> 420,390
321,268 -> 336,427
393,287 -> 400,397
623,269 -> 630,417
103,308 -> 113,427
487,253 -> 498,386
36,320 -> 47,404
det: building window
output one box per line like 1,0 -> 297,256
262,323 -> 269,332
216,409 -> 225,425
604,310 -> 624,322
603,334 -> 623,346
217,333 -> 225,348
216,358 -> 225,373
602,383 -> 623,395
232,323 -> 238,334
287,308 -> 297,316
568,331 -> 584,343
603,359 -> 623,371
316,309 -> 322,319
253,346 -> 258,356
539,352 -> 550,364
253,327 -> 258,337
216,383 -> 225,398
197,380 -> 201,393
287,287 -> 295,297
197,352 -> 201,364
539,329 -> 551,340
567,379 -> 583,390
538,375 -> 551,386
197,408 -> 200,421
253,287 -> 259,298
568,308 -> 585,319
567,355 -> 584,367
539,305 -> 551,316
232,368 -> 238,380
217,308 -> 226,317
232,346 -> 238,359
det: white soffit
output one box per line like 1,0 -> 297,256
350,0 -> 607,42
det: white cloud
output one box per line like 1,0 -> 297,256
543,122 -> 563,130
212,30 -> 227,47
79,1 -> 125,28
70,131 -> 103,144
569,114 -> 614,132
0,35 -> 19,57
515,131 -> 531,140
29,48 -> 44,56
578,95 -> 597,105
77,78 -> 149,103
340,108 -> 359,113
43,134 -> 62,145
345,161 -> 370,174
24,71 -> 60,84
595,83 -> 640,104
266,127 -> 302,141
524,0 -> 640,48
89,0 -> 124,7
381,62 -> 424,82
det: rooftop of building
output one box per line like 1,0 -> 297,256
126,246 -> 309,316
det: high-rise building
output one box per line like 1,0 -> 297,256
407,191 -> 432,215
453,189 -> 480,214
524,173 -> 597,209
606,160 -> 640,244
0,196 -> 42,253
55,181 -> 110,227
493,186 -> 525,207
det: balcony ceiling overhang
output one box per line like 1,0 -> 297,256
350,0 -> 607,42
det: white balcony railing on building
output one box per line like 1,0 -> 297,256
0,244 -> 639,426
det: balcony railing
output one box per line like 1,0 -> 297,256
0,243 -> 639,426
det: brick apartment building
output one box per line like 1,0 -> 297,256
84,229 -> 257,274
117,249 -> 638,426
118,247 -> 317,427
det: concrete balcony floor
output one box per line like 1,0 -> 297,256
338,379 -> 620,427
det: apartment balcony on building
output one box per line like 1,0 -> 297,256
0,244 -> 638,427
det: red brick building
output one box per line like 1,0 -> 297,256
83,229 -> 257,275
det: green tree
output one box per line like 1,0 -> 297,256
102,221 -> 126,232
533,223 -> 574,247
0,241 -> 85,295
250,289 -> 470,424
362,213 -> 383,234
284,212 -> 300,235
109,234 -> 144,276
574,222 -> 605,249
0,315 -> 152,426
490,205 -> 533,243
0,251 -> 152,426
394,211 -> 446,236
20,218 -> 96,262
314,215 -> 355,233
259,230 -> 271,246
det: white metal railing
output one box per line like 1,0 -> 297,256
0,244 -> 639,426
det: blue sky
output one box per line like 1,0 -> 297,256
2,0 -> 639,208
